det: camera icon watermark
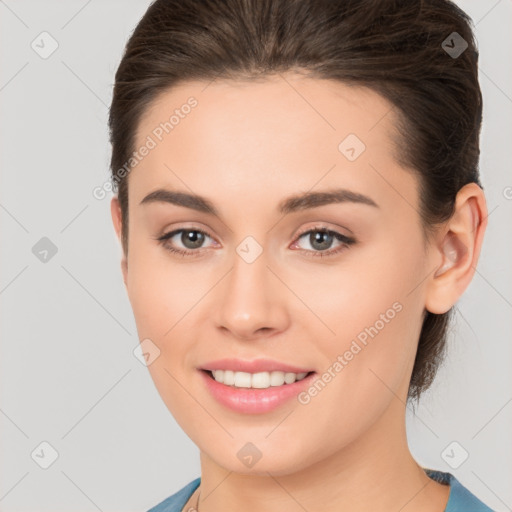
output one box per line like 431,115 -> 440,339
338,133 -> 366,161
236,442 -> 262,468
31,31 -> 59,59
32,237 -> 58,263
236,236 -> 263,264
441,441 -> 469,469
31,441 -> 59,469
442,32 -> 468,59
133,338 -> 161,366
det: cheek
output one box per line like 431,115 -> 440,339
312,234 -> 422,338
125,240 -> 203,335
297,295 -> 419,449
125,247 -> 202,425
308,234 -> 425,401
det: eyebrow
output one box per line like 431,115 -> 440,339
139,187 -> 379,215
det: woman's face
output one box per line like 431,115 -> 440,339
111,74 -> 440,474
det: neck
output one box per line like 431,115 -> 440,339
195,397 -> 449,512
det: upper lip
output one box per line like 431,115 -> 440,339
199,358 -> 314,374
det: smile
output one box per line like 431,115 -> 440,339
199,369 -> 317,414
209,369 -> 311,388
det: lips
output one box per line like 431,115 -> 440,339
199,367 -> 317,414
199,358 -> 314,374
197,357 -> 317,413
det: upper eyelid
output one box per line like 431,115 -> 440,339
295,225 -> 352,239
159,225 -> 354,246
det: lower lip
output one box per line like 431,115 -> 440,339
199,370 -> 316,414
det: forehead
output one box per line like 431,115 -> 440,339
135,73 -> 400,151
129,74 -> 414,214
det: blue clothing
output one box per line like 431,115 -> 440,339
147,468 -> 495,512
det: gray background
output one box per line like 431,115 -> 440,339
0,1 -> 511,511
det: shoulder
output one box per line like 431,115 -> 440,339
146,477 -> 201,512
425,469 -> 496,512
148,472 -> 497,512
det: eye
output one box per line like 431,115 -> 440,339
290,227 -> 356,258
156,227 -> 216,257
155,225 -> 356,259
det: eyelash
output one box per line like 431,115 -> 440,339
155,226 -> 356,259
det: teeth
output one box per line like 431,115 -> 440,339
211,370 -> 309,388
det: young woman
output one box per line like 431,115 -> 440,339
108,0 -> 494,510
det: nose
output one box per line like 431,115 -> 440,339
213,250 -> 290,340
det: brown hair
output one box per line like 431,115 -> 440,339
108,0 -> 483,402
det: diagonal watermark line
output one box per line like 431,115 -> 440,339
368,367 -> 440,438
265,409 -> 295,438
61,61 -> 108,107
163,267 -> 234,337
60,265 -> 132,334
397,478 -> 432,512
475,0 -> 503,26
470,203 -> 498,235
265,265 -> 336,336
0,265 -> 29,295
163,163 -> 233,234
60,0 -> 94,30
0,471 -> 29,503
0,408 -> 29,439
0,202 -> 29,232
278,72 -> 336,131
200,73 -> 221,94
0,62 -> 29,92
405,264 -> 438,297
471,396 -> 512,439
368,106 -> 395,132
61,369 -> 132,439
60,204 -> 89,233
472,266 -> 512,309
266,472 -> 310,512
61,471 -> 104,511
199,470 -> 233,505
266,163 -> 337,234
479,67 -> 512,105
369,162 -> 420,216
453,305 -> 481,347
471,471 -> 511,510
0,0 -> 29,28
163,367 -> 234,438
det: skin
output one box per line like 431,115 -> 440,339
110,73 -> 487,512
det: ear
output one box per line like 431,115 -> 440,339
425,183 -> 488,314
110,196 -> 128,287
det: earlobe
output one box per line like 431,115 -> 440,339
425,183 -> 487,314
